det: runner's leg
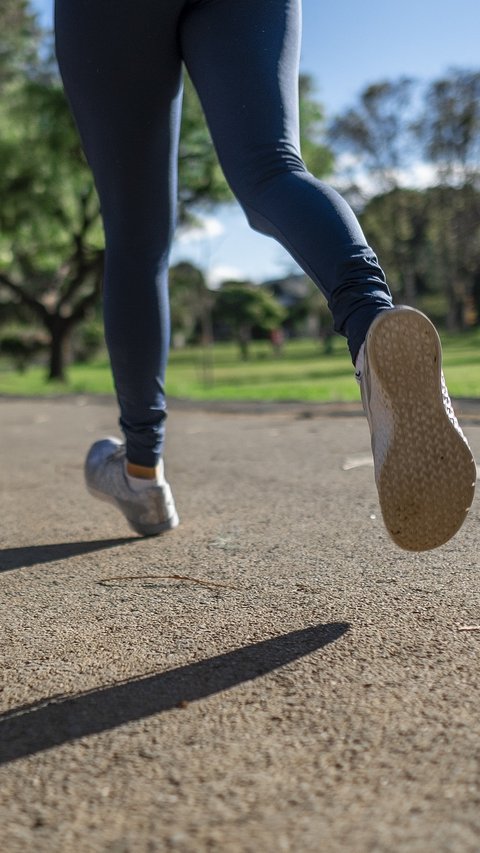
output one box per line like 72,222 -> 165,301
181,0 -> 393,362
55,0 -> 184,466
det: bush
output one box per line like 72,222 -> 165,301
0,328 -> 48,373
72,319 -> 105,364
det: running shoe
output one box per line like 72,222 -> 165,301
85,437 -> 179,536
356,306 -> 476,551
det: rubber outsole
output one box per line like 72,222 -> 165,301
364,307 -> 476,551
87,485 -> 180,537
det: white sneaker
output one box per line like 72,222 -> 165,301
356,306 -> 476,551
85,438 -> 179,536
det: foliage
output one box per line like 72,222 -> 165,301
329,78 -> 417,192
360,188 -> 431,305
419,69 -> 480,185
3,2 -> 480,383
2,330 -> 480,401
213,281 -> 286,359
360,185 -> 480,326
0,0 -> 41,91
285,277 -> 335,352
0,0 -> 334,382
0,67 -> 235,379
0,325 -> 47,373
169,261 -> 213,346
71,317 -> 105,364
0,76 -> 104,381
298,75 -> 334,176
330,70 -> 480,327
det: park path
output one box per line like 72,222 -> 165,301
1,397 -> 480,852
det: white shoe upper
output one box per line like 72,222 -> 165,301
85,438 -> 179,536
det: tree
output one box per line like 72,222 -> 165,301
285,277 -> 335,351
298,75 -> 334,177
329,78 -> 417,193
329,78 -> 422,303
418,69 -> 480,186
360,188 -> 431,305
214,281 -> 286,360
0,0 -> 40,92
0,73 -> 236,380
0,80 -> 104,380
359,185 -> 480,327
169,262 -> 213,347
424,184 -> 480,328
0,8 -> 333,380
416,70 -> 480,327
329,70 -> 480,321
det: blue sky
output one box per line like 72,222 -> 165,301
32,0 -> 480,282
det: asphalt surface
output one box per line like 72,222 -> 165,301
1,397 -> 479,852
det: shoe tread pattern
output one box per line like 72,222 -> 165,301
366,308 -> 476,551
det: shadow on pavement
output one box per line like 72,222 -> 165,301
0,538 -> 137,572
0,622 -> 349,765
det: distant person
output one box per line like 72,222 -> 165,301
55,0 -> 475,551
270,327 -> 285,357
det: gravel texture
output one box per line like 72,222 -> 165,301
1,397 -> 479,852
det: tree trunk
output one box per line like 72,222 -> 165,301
47,316 -> 71,381
472,273 -> 480,325
402,268 -> 417,307
446,293 -> 464,332
238,325 -> 251,361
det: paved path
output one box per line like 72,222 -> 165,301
1,398 -> 479,852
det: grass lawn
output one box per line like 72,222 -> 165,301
1,331 -> 480,402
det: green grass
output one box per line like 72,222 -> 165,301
1,331 -> 480,401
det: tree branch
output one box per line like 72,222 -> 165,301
68,276 -> 102,325
0,271 -> 48,321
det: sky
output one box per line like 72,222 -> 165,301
32,0 -> 480,283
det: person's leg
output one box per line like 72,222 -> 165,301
55,0 -> 183,534
55,0 -> 184,468
180,0 -> 393,363
180,0 -> 475,550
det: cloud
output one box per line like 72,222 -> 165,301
333,153 -> 441,196
176,216 -> 225,244
397,162 -> 438,189
207,264 -> 245,289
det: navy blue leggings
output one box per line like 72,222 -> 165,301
55,0 -> 393,467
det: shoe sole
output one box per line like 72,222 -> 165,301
87,485 -> 180,537
365,307 -> 476,551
